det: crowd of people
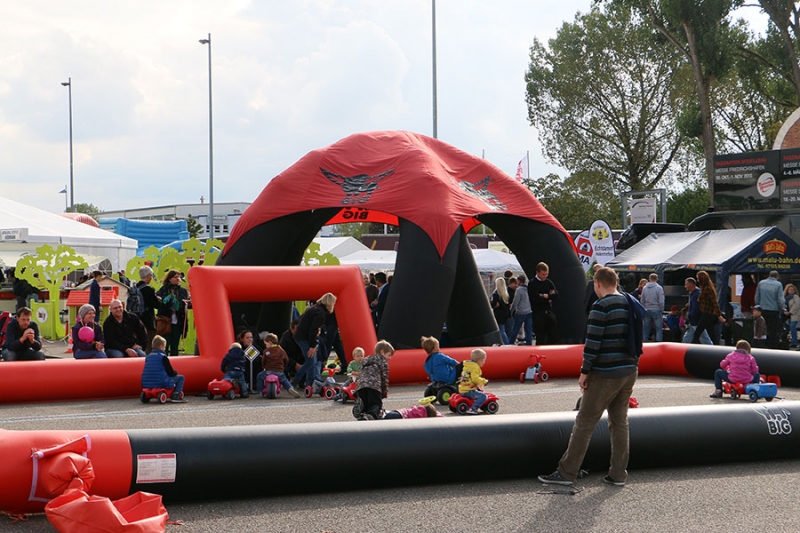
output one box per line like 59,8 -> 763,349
1,265 -> 189,361
620,268 -> 799,350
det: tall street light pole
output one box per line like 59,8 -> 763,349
432,0 -> 438,139
61,78 -> 74,211
199,34 -> 214,240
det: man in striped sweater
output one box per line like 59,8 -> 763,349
539,266 -> 638,488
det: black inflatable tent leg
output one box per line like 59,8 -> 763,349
218,209 -> 341,336
378,219 -> 460,349
479,214 -> 587,344
446,228 -> 503,347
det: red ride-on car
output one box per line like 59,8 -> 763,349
722,380 -> 778,402
337,380 -> 358,403
449,392 -> 500,415
304,376 -> 338,399
140,387 -> 181,404
207,378 -> 244,400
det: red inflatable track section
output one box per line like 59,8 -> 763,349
0,429 -> 132,514
0,266 -> 690,404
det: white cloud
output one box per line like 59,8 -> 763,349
0,0 -> 769,215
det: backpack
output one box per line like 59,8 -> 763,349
127,283 -> 145,316
622,292 -> 646,359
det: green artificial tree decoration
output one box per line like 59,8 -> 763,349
303,241 -> 340,267
16,244 -> 88,339
201,238 -> 225,266
295,242 -> 341,315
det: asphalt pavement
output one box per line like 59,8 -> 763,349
2,373 -> 800,532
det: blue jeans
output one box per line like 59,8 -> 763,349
256,370 -> 293,393
497,324 -> 509,345
2,347 -> 46,361
683,325 -> 711,344
462,390 -> 487,411
643,309 -> 663,342
154,374 -> 185,397
507,312 -> 533,345
74,349 -> 108,359
107,348 -> 146,358
223,370 -> 249,395
295,339 -> 321,386
714,369 -> 759,390
790,320 -> 798,347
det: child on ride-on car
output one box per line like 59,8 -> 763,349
459,349 -> 489,415
420,337 -> 458,385
422,336 -> 459,384
333,346 -> 364,401
710,339 -> 760,398
141,335 -> 186,402
256,333 -> 301,398
221,342 -> 250,398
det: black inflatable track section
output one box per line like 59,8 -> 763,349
684,344 -> 800,387
128,401 -> 800,502
378,219 -> 461,349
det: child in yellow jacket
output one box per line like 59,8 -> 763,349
458,349 -> 488,415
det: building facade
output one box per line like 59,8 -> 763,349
100,202 -> 251,239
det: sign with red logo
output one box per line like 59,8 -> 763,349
764,239 -> 787,255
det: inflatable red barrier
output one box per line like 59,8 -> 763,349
0,430 -> 132,514
45,490 -> 168,533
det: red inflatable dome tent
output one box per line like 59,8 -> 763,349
221,130 -> 586,348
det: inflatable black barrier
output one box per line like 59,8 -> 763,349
686,344 -> 800,387
128,402 -> 799,502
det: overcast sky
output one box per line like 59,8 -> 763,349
0,1 -> 768,215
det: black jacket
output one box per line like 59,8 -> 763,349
4,319 -> 42,353
103,311 -> 147,352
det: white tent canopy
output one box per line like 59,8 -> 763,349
338,247 -> 522,273
338,249 -> 398,270
0,197 -> 137,271
314,236 -> 369,258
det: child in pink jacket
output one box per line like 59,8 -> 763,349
709,340 -> 760,398
382,403 -> 443,419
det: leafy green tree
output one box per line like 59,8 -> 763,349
523,172 -> 620,230
184,215 -> 204,239
667,185 -> 712,225
525,7 -> 684,191
72,203 -> 101,216
335,223 -> 370,240
612,0 -> 743,199
749,0 -> 800,104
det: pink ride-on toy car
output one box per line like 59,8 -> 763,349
448,391 -> 500,415
520,354 -> 548,383
140,387 -> 181,404
207,378 -> 243,400
262,374 -> 281,399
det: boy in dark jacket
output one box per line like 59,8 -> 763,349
355,340 -> 394,420
221,342 -> 250,397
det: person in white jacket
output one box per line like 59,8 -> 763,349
640,273 -> 665,342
